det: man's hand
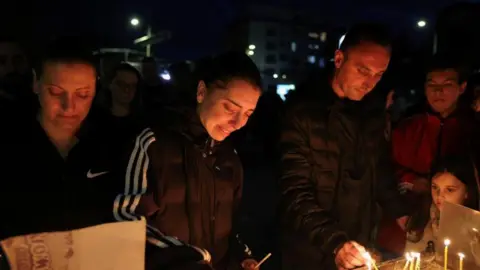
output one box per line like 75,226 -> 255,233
241,259 -> 258,270
396,216 -> 409,231
335,241 -> 367,270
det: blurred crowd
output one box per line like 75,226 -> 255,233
0,22 -> 479,270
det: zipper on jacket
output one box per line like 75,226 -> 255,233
203,137 -> 217,248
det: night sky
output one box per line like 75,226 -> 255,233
2,0 -> 468,60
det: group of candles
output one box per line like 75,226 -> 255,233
442,239 -> 465,270
403,238 -> 465,270
403,252 -> 421,270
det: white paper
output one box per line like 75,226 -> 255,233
1,220 -> 146,270
437,201 -> 480,269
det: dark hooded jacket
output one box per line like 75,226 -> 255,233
279,83 -> 407,269
123,105 -> 251,270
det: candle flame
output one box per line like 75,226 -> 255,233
444,239 -> 451,246
458,253 -> 465,259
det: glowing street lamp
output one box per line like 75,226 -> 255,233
417,20 -> 426,28
129,16 -> 154,57
130,18 -> 140,26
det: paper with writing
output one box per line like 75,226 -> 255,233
1,220 -> 146,270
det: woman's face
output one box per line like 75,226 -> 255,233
196,79 -> 261,141
431,172 -> 468,211
109,70 -> 138,106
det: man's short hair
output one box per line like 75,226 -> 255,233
425,54 -> 470,83
35,36 -> 96,79
340,23 -> 392,52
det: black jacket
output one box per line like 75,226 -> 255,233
122,106 -> 251,270
0,110 -> 211,270
279,87 -> 407,270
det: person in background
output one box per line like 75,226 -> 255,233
141,56 -> 171,111
84,62 -> 144,144
0,37 -> 213,270
405,156 -> 479,252
119,52 -> 262,270
377,54 -> 476,256
278,23 -> 408,270
0,38 -> 35,109
468,74 -> 480,114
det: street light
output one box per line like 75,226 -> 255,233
417,20 -> 426,28
129,17 -> 153,57
130,18 -> 140,26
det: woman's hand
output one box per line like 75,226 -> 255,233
241,258 -> 259,270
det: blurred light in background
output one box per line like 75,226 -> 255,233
160,70 -> 171,81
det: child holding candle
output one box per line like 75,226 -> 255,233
405,156 -> 479,252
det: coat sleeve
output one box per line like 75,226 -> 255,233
278,106 -> 348,255
113,127 -> 212,269
228,154 -> 254,267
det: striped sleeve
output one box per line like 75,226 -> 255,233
113,128 -> 211,263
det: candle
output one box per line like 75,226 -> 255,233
403,253 -> 412,270
444,239 -> 451,270
413,252 -> 421,270
458,253 -> 465,270
362,252 -> 379,270
409,252 -> 415,270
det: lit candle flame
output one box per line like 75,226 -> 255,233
444,239 -> 451,246
413,252 -> 421,270
404,253 -> 412,270
362,252 -> 378,270
444,239 -> 450,270
409,252 -> 417,270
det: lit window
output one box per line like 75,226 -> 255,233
308,32 -> 319,39
320,32 -> 327,42
276,84 -> 296,101
319,58 -> 325,68
291,42 -> 297,52
307,55 -> 316,64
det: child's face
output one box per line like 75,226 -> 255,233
431,172 -> 468,211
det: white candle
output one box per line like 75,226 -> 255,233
444,239 -> 451,270
458,253 -> 465,270
413,252 -> 421,270
403,253 -> 412,270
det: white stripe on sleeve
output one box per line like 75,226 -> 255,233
111,128 -> 211,263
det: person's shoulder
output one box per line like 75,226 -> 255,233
218,139 -> 241,159
393,113 -> 426,140
285,96 -> 330,120
396,113 -> 425,130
